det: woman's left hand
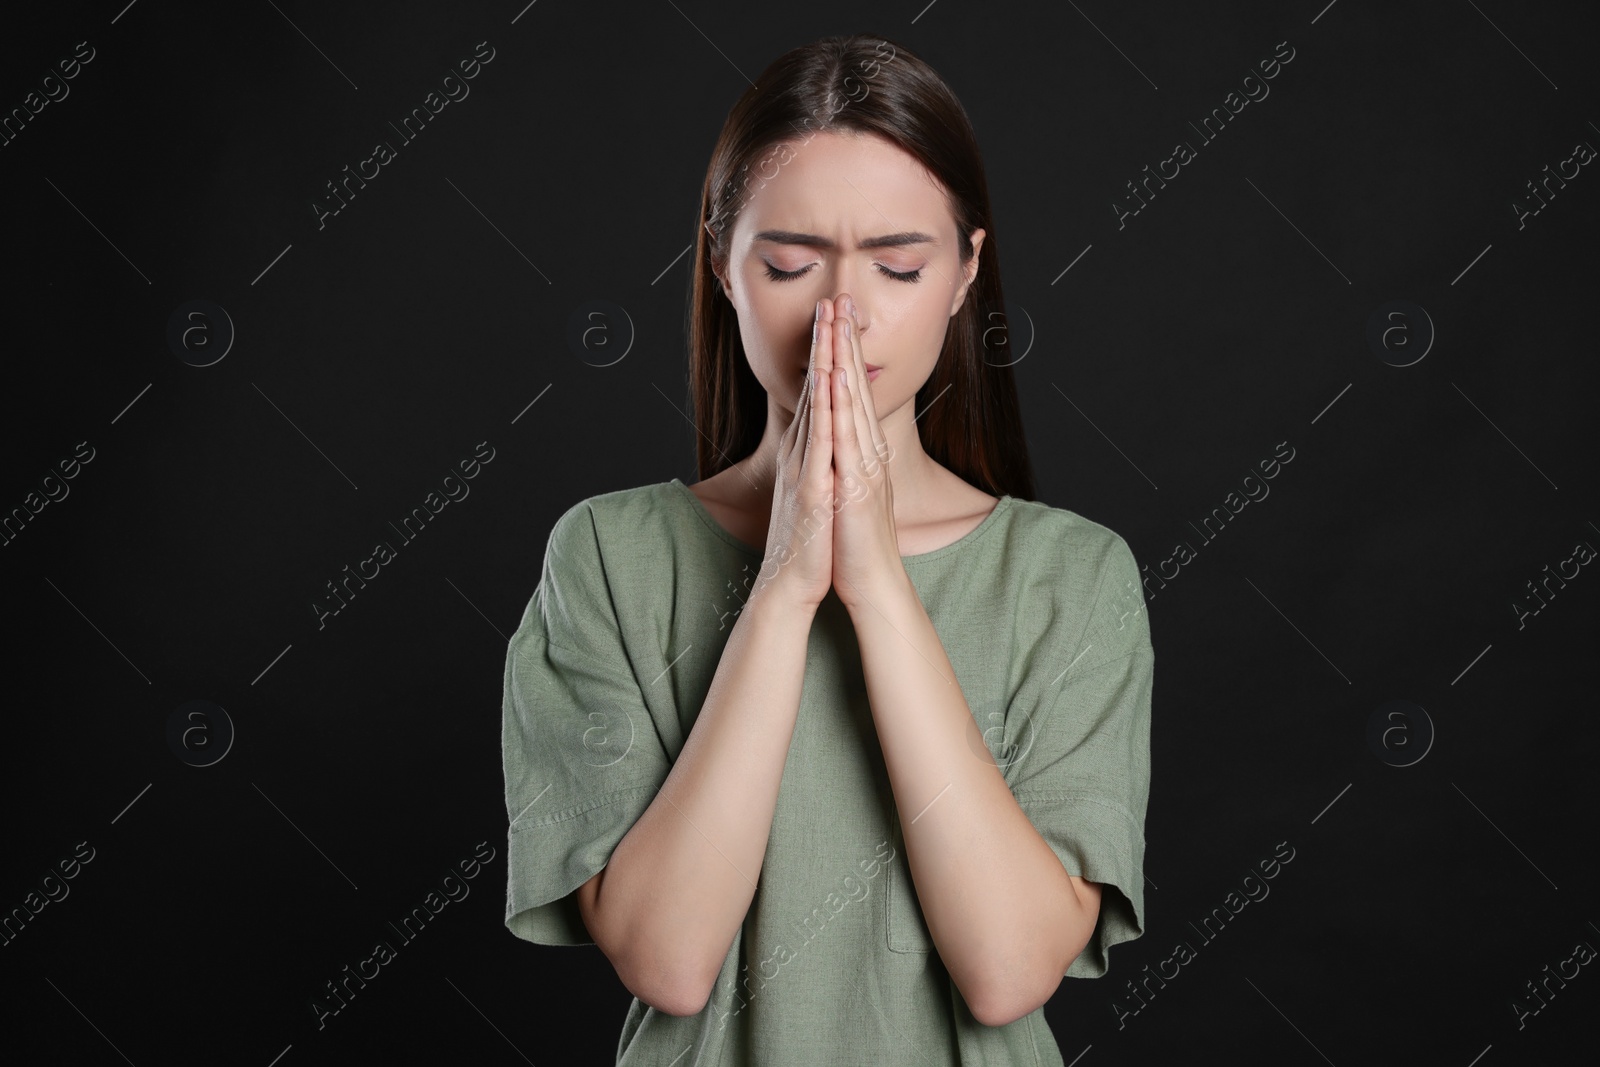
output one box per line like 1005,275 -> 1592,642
821,293 -> 903,611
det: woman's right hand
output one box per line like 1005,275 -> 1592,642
755,298 -> 838,612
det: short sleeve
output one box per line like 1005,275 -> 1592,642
501,502 -> 673,946
1002,533 -> 1153,979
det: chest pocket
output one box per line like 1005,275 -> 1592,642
884,823 -> 934,954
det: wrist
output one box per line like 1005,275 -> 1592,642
840,564 -> 916,620
745,569 -> 824,621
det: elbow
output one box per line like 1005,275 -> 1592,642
965,949 -> 1066,1028
653,983 -> 713,1018
958,963 -> 1018,1028
587,878 -> 720,1018
969,975 -> 1058,1028
608,934 -> 716,1017
617,956 -> 715,1017
970,989 -> 1036,1029
969,871 -> 1097,1027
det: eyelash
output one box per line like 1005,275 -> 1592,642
762,262 -> 923,284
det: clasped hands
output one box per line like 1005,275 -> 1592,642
774,292 -> 904,613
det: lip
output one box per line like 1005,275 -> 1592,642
806,363 -> 883,381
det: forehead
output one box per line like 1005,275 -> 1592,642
731,130 -> 953,243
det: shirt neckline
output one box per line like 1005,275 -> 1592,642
667,477 -> 1013,564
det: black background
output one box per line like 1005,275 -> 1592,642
2,1 -> 1595,1064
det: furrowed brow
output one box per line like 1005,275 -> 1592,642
753,229 -> 937,250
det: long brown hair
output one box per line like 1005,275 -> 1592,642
688,32 -> 1036,501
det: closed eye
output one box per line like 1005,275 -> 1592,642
762,262 -> 922,284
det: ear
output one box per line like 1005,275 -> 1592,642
950,227 -> 986,317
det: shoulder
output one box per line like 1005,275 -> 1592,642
1003,497 -> 1141,576
532,483 -> 686,606
1002,498 -> 1150,659
531,482 -> 681,641
546,480 -> 679,551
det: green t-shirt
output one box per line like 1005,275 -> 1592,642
502,477 -> 1154,1065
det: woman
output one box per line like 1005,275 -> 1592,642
502,32 -> 1154,1065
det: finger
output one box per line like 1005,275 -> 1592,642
832,362 -> 863,496
799,355 -> 820,474
840,298 -> 886,474
838,306 -> 883,481
811,339 -> 834,490
784,336 -> 811,461
818,297 -> 835,380
810,298 -> 837,480
841,296 -> 889,471
800,303 -> 827,471
799,304 -> 819,425
788,359 -> 811,464
833,311 -> 862,459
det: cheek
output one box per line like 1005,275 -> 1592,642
733,292 -> 807,397
886,287 -> 951,353
757,295 -> 802,356
863,302 -> 947,399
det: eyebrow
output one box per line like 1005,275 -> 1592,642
752,229 -> 937,250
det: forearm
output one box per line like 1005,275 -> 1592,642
845,569 -> 1095,1023
598,579 -> 815,1013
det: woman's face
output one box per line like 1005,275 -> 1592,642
715,130 -> 985,419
